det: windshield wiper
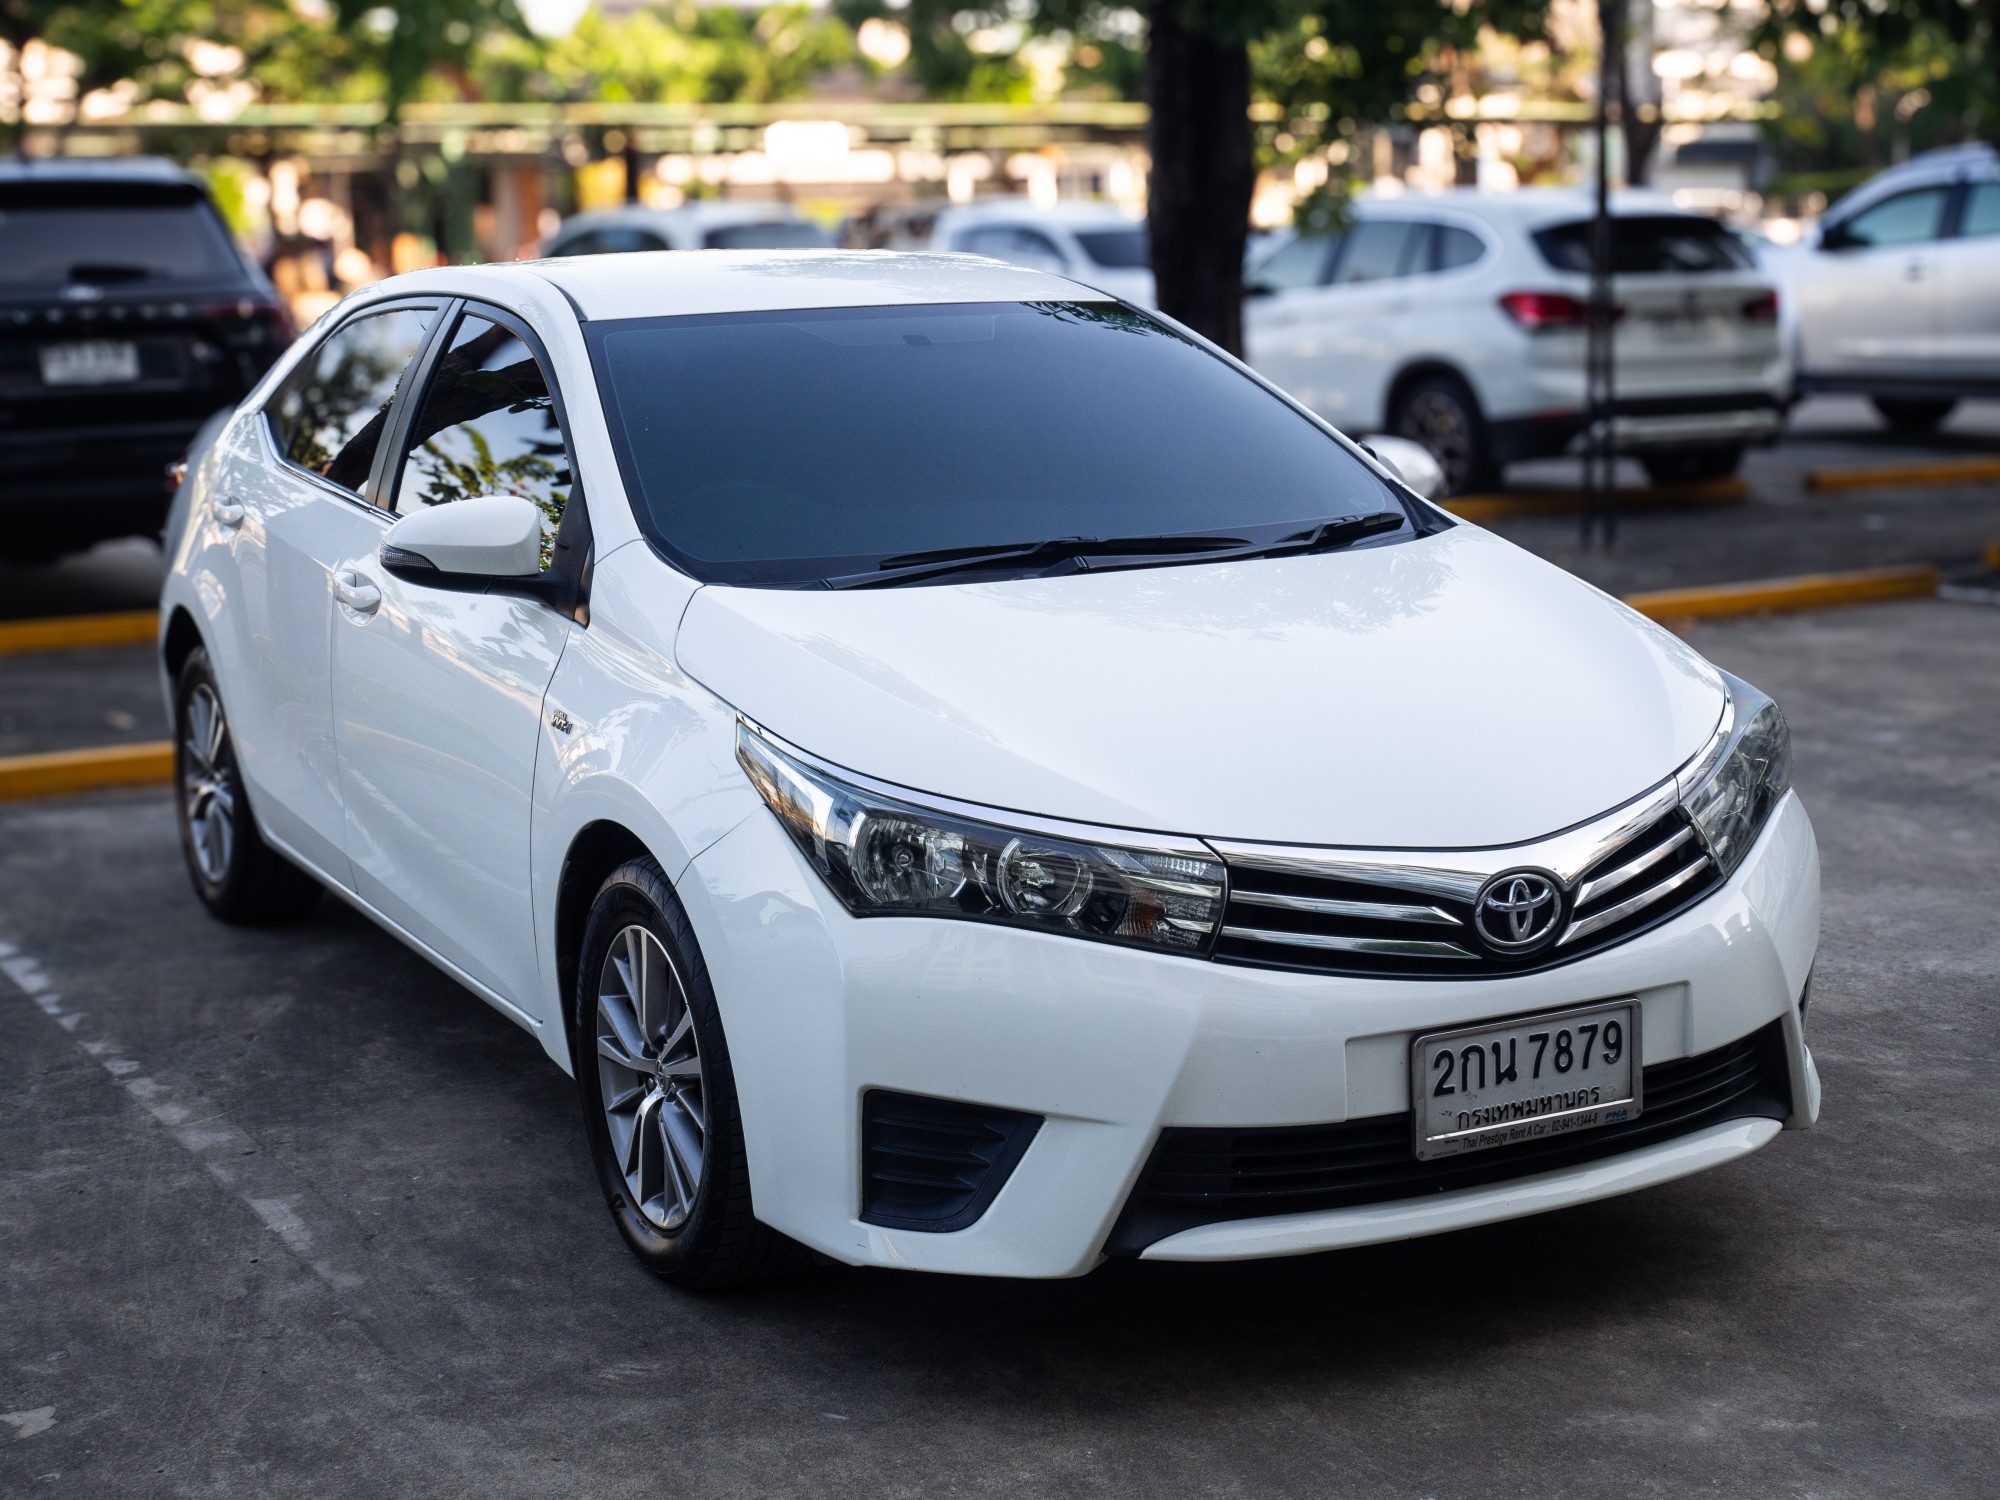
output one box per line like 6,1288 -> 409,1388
824,532 -> 1252,590
1244,509 -> 1408,559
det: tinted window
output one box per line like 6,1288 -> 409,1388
394,312 -> 572,563
1434,225 -> 1486,271
958,226 -> 1068,273
1834,188 -> 1948,248
1535,215 -> 1754,273
702,222 -> 834,249
589,300 -> 1407,587
1958,182 -> 2000,239
1332,220 -> 1421,284
268,306 -> 438,494
557,226 -> 666,255
0,202 -> 241,285
1075,228 -> 1149,268
1249,232 -> 1342,291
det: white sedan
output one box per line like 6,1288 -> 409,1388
160,250 -> 1820,1286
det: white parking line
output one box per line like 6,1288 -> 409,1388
0,939 -> 364,1294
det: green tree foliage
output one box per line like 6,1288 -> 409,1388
1754,0 -> 1997,181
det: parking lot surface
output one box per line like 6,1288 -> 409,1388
3,597 -> 1996,1497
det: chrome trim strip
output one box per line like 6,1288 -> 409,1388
1227,890 -> 1462,926
1210,774 -> 1685,899
1574,825 -> 1696,908
1558,856 -> 1713,947
1220,925 -> 1480,961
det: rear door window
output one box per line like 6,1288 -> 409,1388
1957,182 -> 2000,239
1330,220 -> 1422,284
1433,225 -> 1486,271
393,310 -> 572,561
1535,215 -> 1754,273
267,305 -> 440,495
1074,227 -> 1149,268
557,227 -> 667,255
702,222 -> 833,249
957,226 -> 1069,274
1249,232 -> 1343,292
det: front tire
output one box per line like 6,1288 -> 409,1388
173,648 -> 322,924
1872,396 -> 1957,433
1392,375 -> 1495,496
574,857 -> 803,1289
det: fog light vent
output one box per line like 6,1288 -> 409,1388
860,1090 -> 1042,1233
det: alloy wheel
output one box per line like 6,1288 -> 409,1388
181,683 -> 236,885
1397,389 -> 1475,495
595,925 -> 708,1231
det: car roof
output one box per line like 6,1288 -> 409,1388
1334,186 -> 1702,231
393,249 -> 1102,323
934,198 -> 1142,228
0,155 -> 205,188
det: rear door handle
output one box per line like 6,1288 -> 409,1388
334,568 -> 382,616
212,497 -> 246,529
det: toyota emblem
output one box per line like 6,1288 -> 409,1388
1473,869 -> 1563,953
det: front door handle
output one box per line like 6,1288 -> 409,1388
1905,258 -> 1929,281
334,568 -> 382,616
212,496 -> 246,529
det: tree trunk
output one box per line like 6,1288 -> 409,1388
1145,1 -> 1254,356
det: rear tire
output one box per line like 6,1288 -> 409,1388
1872,396 -> 1957,433
1640,447 -> 1743,486
1391,375 -> 1496,496
173,648 -> 323,924
574,857 -> 806,1290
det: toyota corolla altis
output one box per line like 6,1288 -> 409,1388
159,251 -> 1820,1287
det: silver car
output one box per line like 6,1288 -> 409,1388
1774,143 -> 2000,432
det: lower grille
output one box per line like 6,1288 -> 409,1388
860,1090 -> 1042,1233
1105,1019 -> 1791,1256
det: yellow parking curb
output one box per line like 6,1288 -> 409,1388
1804,457 -> 2000,493
1445,477 -> 1747,521
1624,564 -> 1939,622
0,741 -> 175,801
0,610 -> 159,657
1984,540 -> 2000,571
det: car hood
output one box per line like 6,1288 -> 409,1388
674,526 -> 1726,849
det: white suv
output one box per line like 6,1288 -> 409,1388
1245,190 -> 1789,493
931,199 -> 1154,307
1766,144 -> 2000,433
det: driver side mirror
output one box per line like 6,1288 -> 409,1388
380,493 -> 548,595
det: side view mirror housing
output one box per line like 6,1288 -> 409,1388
379,492 -> 590,619
1355,433 -> 1447,502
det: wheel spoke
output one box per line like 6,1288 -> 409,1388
594,922 -> 706,1232
596,994 -> 651,1073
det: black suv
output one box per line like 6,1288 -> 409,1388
1,157 -> 293,563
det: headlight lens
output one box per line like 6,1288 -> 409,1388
736,721 -> 1226,955
1678,673 -> 1792,880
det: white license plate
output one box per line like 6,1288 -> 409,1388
1646,312 -> 1713,344
39,339 -> 141,386
1411,1000 -> 1641,1161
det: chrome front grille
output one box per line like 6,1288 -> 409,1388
1211,784 -> 1722,979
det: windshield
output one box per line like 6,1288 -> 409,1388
1534,215 -> 1753,275
588,300 -> 1419,587
0,193 -> 242,285
1075,228 -> 1149,269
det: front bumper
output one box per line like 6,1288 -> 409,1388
681,790 -> 1820,1278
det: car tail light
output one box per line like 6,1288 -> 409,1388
1498,291 -> 1618,331
1741,290 -> 1779,323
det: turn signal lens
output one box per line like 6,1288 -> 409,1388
736,720 -> 1226,956
1741,290 -> 1780,322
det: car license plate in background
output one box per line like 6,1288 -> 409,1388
39,339 -> 141,386
1411,1000 -> 1641,1161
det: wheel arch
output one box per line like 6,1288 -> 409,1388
554,819 -> 658,1068
162,606 -> 206,683
1382,358 -> 1484,431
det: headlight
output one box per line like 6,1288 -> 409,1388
736,721 -> 1226,955
1678,672 -> 1792,880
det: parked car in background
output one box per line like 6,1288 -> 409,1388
161,249 -> 1818,1288
1766,143 -> 2000,433
1,157 -> 291,563
932,199 -> 1154,306
543,201 -> 835,256
1244,190 -> 1789,494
